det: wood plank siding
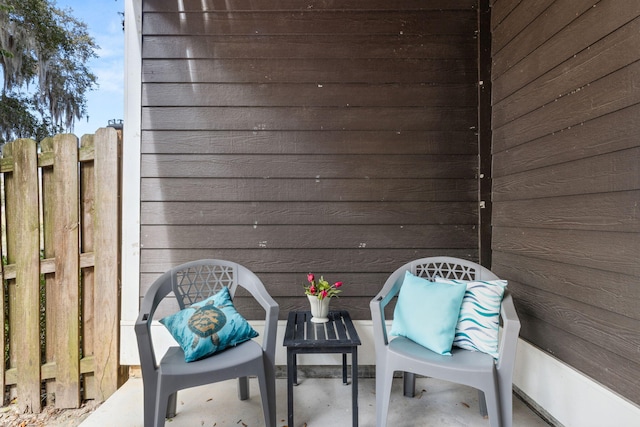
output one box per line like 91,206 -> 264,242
491,0 -> 640,406
140,0 -> 481,320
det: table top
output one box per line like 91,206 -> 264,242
283,310 -> 361,348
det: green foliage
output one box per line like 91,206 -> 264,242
0,0 -> 98,143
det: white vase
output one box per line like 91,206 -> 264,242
307,294 -> 331,323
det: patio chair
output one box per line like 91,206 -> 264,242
370,257 -> 520,427
135,259 -> 279,427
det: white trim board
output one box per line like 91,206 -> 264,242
514,339 -> 640,427
121,0 -> 142,363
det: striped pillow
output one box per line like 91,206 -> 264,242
436,278 -> 507,358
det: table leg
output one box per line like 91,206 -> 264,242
293,353 -> 298,385
287,349 -> 295,427
352,347 -> 358,426
342,353 -> 348,384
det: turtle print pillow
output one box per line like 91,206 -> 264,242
160,286 -> 259,362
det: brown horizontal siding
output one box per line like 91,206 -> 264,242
493,16 -> 640,130
493,62 -> 640,151
491,0 -> 554,55
493,0 -> 640,101
140,0 -> 480,321
140,248 -> 479,277
492,253 -> 638,321
142,106 -> 476,131
140,154 -> 477,178
493,104 -> 640,177
140,224 -> 478,249
140,178 -> 477,202
141,130 -> 478,155
491,0 -> 640,406
493,147 -> 639,200
142,58 -> 476,84
143,11 -> 476,36
140,201 -> 478,225
492,191 -> 640,233
143,0 -> 477,13
142,83 -> 477,107
142,35 -> 476,59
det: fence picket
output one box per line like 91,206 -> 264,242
41,137 -> 57,406
53,134 -> 81,408
13,139 -> 41,413
93,128 -> 121,400
80,134 -> 97,401
3,143 -> 18,407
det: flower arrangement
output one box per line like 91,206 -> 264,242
303,273 -> 343,300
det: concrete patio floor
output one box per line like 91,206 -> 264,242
80,374 -> 551,427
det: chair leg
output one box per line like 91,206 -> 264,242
483,386 -> 502,427
256,368 -> 274,427
155,388 -> 170,427
142,381 -> 157,427
478,390 -> 488,418
238,376 -> 250,400
500,384 -> 514,427
265,362 -> 277,427
376,365 -> 394,427
403,372 -> 416,397
166,392 -> 177,418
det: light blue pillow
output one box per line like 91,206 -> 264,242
390,271 -> 467,356
160,287 -> 259,362
436,277 -> 507,358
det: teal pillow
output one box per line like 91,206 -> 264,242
160,287 -> 259,362
390,271 -> 466,356
436,277 -> 507,358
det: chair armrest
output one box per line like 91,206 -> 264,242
370,269 -> 405,348
134,271 -> 173,372
497,291 -> 521,372
236,267 -> 280,361
259,292 -> 280,361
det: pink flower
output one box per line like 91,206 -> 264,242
334,281 -> 343,288
309,285 -> 316,294
321,290 -> 328,298
307,273 -> 315,283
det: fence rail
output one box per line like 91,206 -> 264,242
0,128 -> 125,413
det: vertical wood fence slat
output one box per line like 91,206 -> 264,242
13,139 -> 42,413
80,135 -> 97,401
3,143 -> 18,405
53,134 -> 81,408
92,127 -> 120,400
0,128 -> 122,412
41,138 -> 58,406
0,152 -> 6,406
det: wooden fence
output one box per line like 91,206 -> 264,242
0,128 -> 125,413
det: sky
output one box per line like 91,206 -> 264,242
55,0 -> 125,137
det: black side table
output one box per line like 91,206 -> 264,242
283,310 -> 362,427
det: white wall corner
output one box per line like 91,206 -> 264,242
514,339 -> 640,427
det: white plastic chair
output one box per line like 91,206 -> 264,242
135,259 -> 279,427
370,257 -> 520,427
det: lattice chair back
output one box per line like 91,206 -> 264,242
413,259 -> 486,281
172,261 -> 239,309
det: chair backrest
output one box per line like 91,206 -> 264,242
371,256 -> 501,348
136,259 -> 279,376
409,256 -> 498,281
170,260 -> 241,309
